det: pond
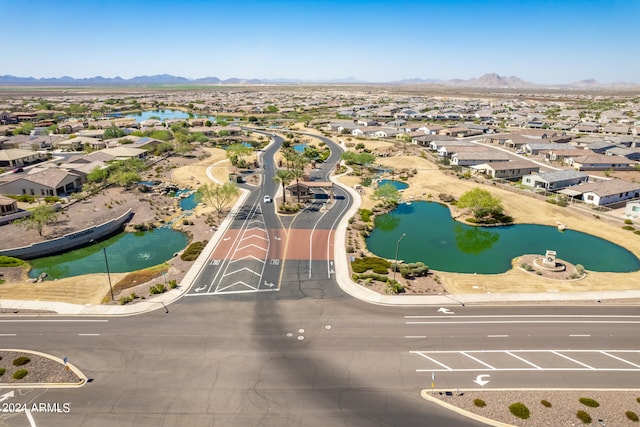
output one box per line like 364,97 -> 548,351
125,109 -> 216,123
28,228 -> 189,280
378,179 -> 409,191
365,201 -> 640,274
293,143 -> 308,153
178,192 -> 202,210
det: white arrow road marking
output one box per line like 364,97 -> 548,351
437,307 -> 454,315
474,374 -> 491,386
0,390 -> 14,403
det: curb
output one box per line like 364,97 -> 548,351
421,390 -> 515,427
0,348 -> 87,389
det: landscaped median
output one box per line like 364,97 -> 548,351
0,349 -> 86,387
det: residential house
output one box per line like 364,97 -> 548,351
524,143 -> 570,156
0,168 -> 83,197
99,146 -> 147,160
572,180 -> 640,206
411,134 -> 455,147
439,127 -> 482,138
0,149 -> 46,168
429,140 -> 476,154
573,123 -> 600,133
471,160 -> 540,180
521,169 -> 589,191
605,147 -> 640,161
540,148 -> 589,162
565,153 -> 636,171
450,150 -> 511,166
603,123 -> 630,135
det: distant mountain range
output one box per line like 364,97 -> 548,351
0,73 -> 637,89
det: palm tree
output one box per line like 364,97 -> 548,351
273,169 -> 293,204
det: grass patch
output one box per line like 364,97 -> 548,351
180,241 -> 207,261
579,397 -> 600,408
12,369 -> 28,380
0,256 -> 25,267
473,398 -> 486,408
541,399 -> 552,408
112,263 -> 169,295
359,208 -> 373,222
576,410 -> 592,424
626,410 -> 639,422
12,356 -> 31,366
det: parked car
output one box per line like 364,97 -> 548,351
12,167 -> 24,173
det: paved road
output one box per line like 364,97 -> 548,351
2,134 -> 640,426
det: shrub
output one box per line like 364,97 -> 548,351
637,397 -> 640,404
626,411 -> 639,422
635,230 -> 640,235
0,256 -> 25,267
576,410 -> 592,424
385,280 -> 404,294
625,219 -> 634,224
438,193 -> 455,203
575,264 -> 585,275
12,356 -> 31,366
473,398 -> 486,408
541,400 -> 552,408
509,402 -> 530,420
13,369 -> 28,380
149,283 -> 167,295
351,257 -> 391,274
180,241 -> 206,261
579,397 -> 600,408
0,368 -> 5,377
359,208 -> 373,222
168,279 -> 178,289
623,225 -> 635,231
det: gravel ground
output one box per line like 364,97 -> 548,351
0,351 -> 82,384
431,390 -> 640,426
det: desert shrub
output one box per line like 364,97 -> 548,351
12,356 -> 31,366
13,369 -> 28,380
44,196 -> 60,203
438,193 -> 455,203
541,399 -> 552,408
623,225 -> 635,231
579,397 -> 599,408
119,295 -> 133,305
181,241 -> 206,261
575,264 -> 585,275
0,368 -> 5,377
0,256 -> 25,267
385,280 -> 404,294
625,219 -> 634,224
473,398 -> 486,408
626,411 -> 639,422
635,230 -> 640,235
351,257 -> 391,274
509,402 -> 530,420
576,410 -> 592,424
149,283 -> 167,295
353,273 -> 390,283
520,263 -> 534,272
637,396 -> 640,404
359,208 -> 373,222
168,279 -> 178,289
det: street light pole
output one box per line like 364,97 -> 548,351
91,239 -> 114,302
392,233 -> 406,283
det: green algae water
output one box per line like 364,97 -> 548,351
28,228 -> 188,280
366,201 -> 640,274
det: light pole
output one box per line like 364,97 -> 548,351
393,233 -> 406,283
91,239 -> 114,302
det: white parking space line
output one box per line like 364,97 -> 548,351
412,352 -> 453,371
461,352 -> 496,370
552,351 -> 596,370
506,351 -> 543,370
487,335 -> 508,338
600,351 -> 640,368
569,334 -> 591,337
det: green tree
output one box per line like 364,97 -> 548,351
226,143 -> 252,171
372,183 -> 400,206
199,182 -> 239,221
340,151 -> 376,166
457,188 -> 504,220
18,204 -> 58,236
272,169 -> 293,204
103,124 -> 125,139
264,105 -> 279,113
87,166 -> 109,184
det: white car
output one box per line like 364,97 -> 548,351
263,195 -> 272,203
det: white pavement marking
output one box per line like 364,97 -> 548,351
487,335 -> 509,338
506,351 -> 543,370
0,319 -> 108,322
406,320 -> 640,324
404,315 -> 640,319
0,334 -> 17,336
405,336 -> 427,339
412,352 -> 453,371
600,351 -> 640,368
569,334 -> 591,337
25,409 -> 36,427
461,352 -> 497,370
78,333 -> 100,336
551,351 -> 596,370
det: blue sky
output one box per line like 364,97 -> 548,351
3,0 -> 638,84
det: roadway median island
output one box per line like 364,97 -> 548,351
0,350 -> 86,387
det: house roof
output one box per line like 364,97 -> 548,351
0,148 -> 37,161
485,160 -> 539,171
571,154 -> 635,164
529,169 -> 588,183
573,179 -> 640,197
